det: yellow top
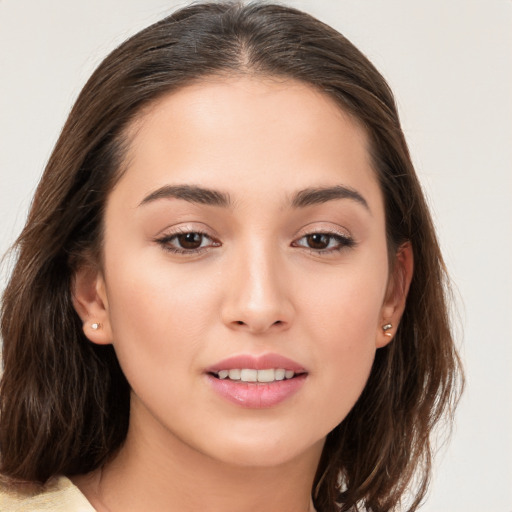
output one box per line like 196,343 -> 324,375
0,476 -> 95,512
0,476 -> 318,511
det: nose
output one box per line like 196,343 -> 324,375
220,243 -> 294,334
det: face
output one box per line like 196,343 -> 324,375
78,77 -> 402,470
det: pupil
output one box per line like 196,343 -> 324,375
179,233 -> 202,249
307,234 -> 329,249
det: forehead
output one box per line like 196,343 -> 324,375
115,76 -> 381,212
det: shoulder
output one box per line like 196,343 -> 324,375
0,476 -> 95,512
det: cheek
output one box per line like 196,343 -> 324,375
301,252 -> 387,345
103,250 -> 219,384
299,258 -> 387,425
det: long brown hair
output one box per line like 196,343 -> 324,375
1,2 -> 463,510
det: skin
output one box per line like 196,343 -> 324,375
73,76 -> 413,512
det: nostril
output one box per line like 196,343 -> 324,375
228,317 -> 289,333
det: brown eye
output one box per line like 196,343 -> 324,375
176,232 -> 204,249
156,231 -> 219,254
292,232 -> 355,253
306,234 -> 331,250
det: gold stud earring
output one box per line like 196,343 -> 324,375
382,323 -> 393,337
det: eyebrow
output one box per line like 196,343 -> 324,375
138,183 -> 369,212
291,185 -> 370,211
139,184 -> 231,208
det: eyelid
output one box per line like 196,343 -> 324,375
152,222 -> 356,256
294,222 -> 353,240
153,224 -> 221,255
292,233 -> 355,250
291,223 -> 356,254
154,222 -> 218,239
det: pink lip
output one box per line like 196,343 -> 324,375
206,353 -> 306,373
205,353 -> 307,409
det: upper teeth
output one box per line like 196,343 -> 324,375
216,368 -> 296,382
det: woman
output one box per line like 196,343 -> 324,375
0,2 -> 463,511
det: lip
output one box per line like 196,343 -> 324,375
206,353 -> 306,373
205,353 -> 307,409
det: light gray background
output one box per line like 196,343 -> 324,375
1,1 -> 511,511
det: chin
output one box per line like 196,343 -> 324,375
201,430 -> 325,470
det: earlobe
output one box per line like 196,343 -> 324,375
72,266 -> 113,345
376,242 -> 414,348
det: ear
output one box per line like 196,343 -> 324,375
376,242 -> 414,348
72,265 -> 113,345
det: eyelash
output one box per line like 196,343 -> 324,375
155,230 -> 355,255
155,229 -> 220,255
292,232 -> 356,254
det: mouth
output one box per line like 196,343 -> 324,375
209,368 -> 305,383
206,353 -> 308,408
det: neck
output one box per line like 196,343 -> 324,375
73,399 -> 323,512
